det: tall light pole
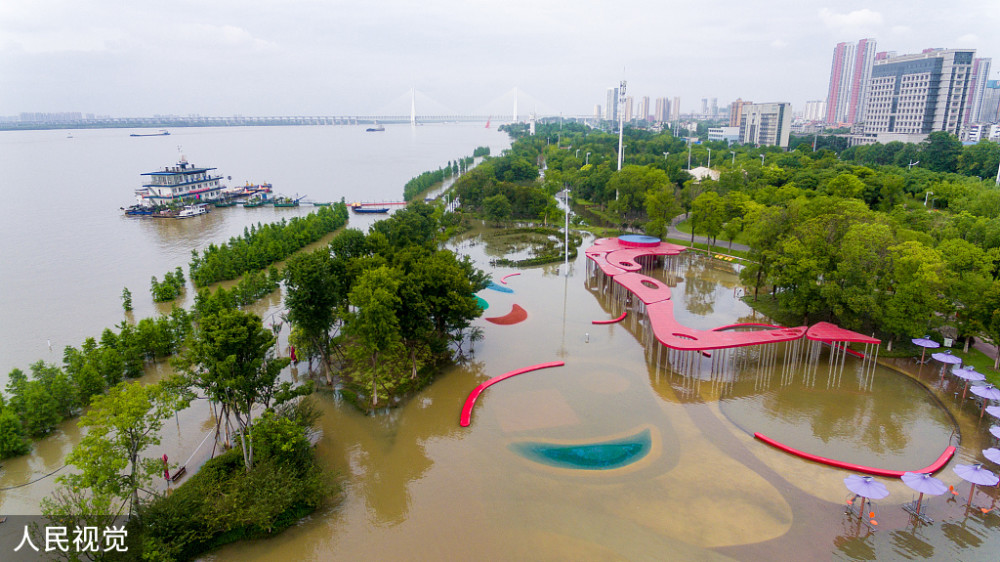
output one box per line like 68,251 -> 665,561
575,149 -> 580,158
564,189 -> 571,276
730,151 -> 736,165
908,160 -> 919,170
616,80 -> 627,200
760,154 -> 765,166
687,141 -> 692,170
995,159 -> 1000,186
586,152 -> 591,165
924,191 -> 934,206
707,148 -> 712,168
663,151 -> 669,163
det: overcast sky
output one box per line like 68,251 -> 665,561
1,0 -> 997,118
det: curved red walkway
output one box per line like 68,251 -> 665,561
585,238 -> 881,351
593,311 -> 627,325
754,432 -> 956,477
485,304 -> 528,325
460,361 -> 565,427
500,272 -> 521,285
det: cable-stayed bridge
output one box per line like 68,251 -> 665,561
2,88 -> 591,131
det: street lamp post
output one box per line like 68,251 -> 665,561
575,149 -> 580,158
760,154 -> 765,166
924,191 -> 934,207
995,157 -> 1000,186
688,141 -> 692,170
707,148 -> 712,168
586,152 -> 591,165
908,160 -> 920,170
730,151 -> 736,165
564,189 -> 571,276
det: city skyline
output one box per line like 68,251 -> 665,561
1,1 -> 998,117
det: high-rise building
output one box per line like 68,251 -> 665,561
981,80 -> 1000,123
700,98 -> 709,116
738,103 -> 791,147
825,38 -> 877,125
605,87 -> 618,122
729,99 -> 752,127
855,48 -> 976,144
624,96 -> 634,122
595,105 -> 603,121
654,98 -> 671,123
711,98 -> 718,117
638,96 -> 650,122
804,100 -> 827,121
964,57 -> 992,125
672,97 -> 680,120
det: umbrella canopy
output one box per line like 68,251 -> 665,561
911,337 -> 940,349
953,463 -> 1000,487
986,405 -> 1000,421
991,426 -> 1000,440
952,367 -> 986,400
983,448 -> 1000,466
844,474 -> 890,499
901,471 -> 948,496
931,351 -> 962,365
971,384 -> 1000,402
952,367 -> 986,382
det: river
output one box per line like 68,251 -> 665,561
1,126 -> 999,559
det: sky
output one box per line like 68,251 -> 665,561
1,0 -> 998,118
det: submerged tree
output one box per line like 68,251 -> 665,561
179,308 -> 306,470
55,379 -> 188,518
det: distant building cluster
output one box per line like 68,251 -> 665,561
817,39 -> 994,145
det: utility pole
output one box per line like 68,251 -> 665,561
616,79 -> 627,200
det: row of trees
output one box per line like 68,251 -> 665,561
0,309 -> 191,458
401,153 -> 481,202
283,203 -> 489,407
188,202 -> 349,287
498,121 -> 1000,362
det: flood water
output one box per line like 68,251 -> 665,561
2,128 -> 999,560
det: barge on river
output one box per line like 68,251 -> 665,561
134,156 -> 226,207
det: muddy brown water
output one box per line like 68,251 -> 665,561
2,127 -> 998,558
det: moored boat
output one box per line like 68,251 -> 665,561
130,129 -> 170,137
366,123 -> 385,132
351,206 -> 390,214
177,204 -> 209,218
243,197 -> 267,208
214,199 -> 238,208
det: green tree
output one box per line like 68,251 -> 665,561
644,187 -> 682,239
179,309 -> 300,470
346,265 -> 402,408
690,191 -> 726,252
920,131 -> 962,173
0,398 -> 30,458
122,287 -> 133,312
284,249 -> 342,384
483,194 -> 512,223
59,380 -> 186,516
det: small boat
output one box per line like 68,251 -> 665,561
351,206 -> 390,214
273,198 -> 300,208
312,201 -> 331,206
177,204 -> 209,218
122,204 -> 154,216
130,129 -> 170,137
214,199 -> 238,208
243,197 -> 267,208
366,124 -> 385,132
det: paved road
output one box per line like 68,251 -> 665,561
667,214 -> 750,253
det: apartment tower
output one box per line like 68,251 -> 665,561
825,38 -> 877,125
